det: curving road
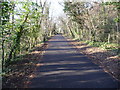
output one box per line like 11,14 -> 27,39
28,34 -> 119,88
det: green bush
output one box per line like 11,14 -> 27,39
84,41 -> 119,51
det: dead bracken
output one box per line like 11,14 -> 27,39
67,38 -> 120,81
2,43 -> 48,88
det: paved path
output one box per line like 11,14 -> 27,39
29,34 -> 119,88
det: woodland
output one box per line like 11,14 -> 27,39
0,0 -> 120,88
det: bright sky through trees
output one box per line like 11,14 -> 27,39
30,0 -> 65,18
40,0 -> 119,18
47,0 -> 64,18
12,0 -> 119,18
1,0 -> 120,88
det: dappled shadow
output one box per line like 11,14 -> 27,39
30,43 -> 48,52
86,51 -> 120,80
48,40 -> 76,43
2,41 -> 48,88
28,35 -> 119,88
68,38 -> 120,82
29,52 -> 119,88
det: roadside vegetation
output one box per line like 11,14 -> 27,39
60,1 -> 120,80
0,0 -> 56,88
0,0 -> 56,72
61,1 -> 120,54
1,0 -> 120,88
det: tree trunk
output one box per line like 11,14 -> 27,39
6,14 -> 29,66
116,1 -> 120,54
2,30 -> 5,70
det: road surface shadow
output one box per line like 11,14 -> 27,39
28,35 -> 120,88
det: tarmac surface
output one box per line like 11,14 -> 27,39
29,34 -> 119,88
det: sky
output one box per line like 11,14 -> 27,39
12,0 -> 65,18
47,0 -> 65,18
38,0 -> 119,18
13,0 -> 119,19
31,0 -> 65,18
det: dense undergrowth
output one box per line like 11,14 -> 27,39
2,39 -> 49,88
2,36 -> 52,75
